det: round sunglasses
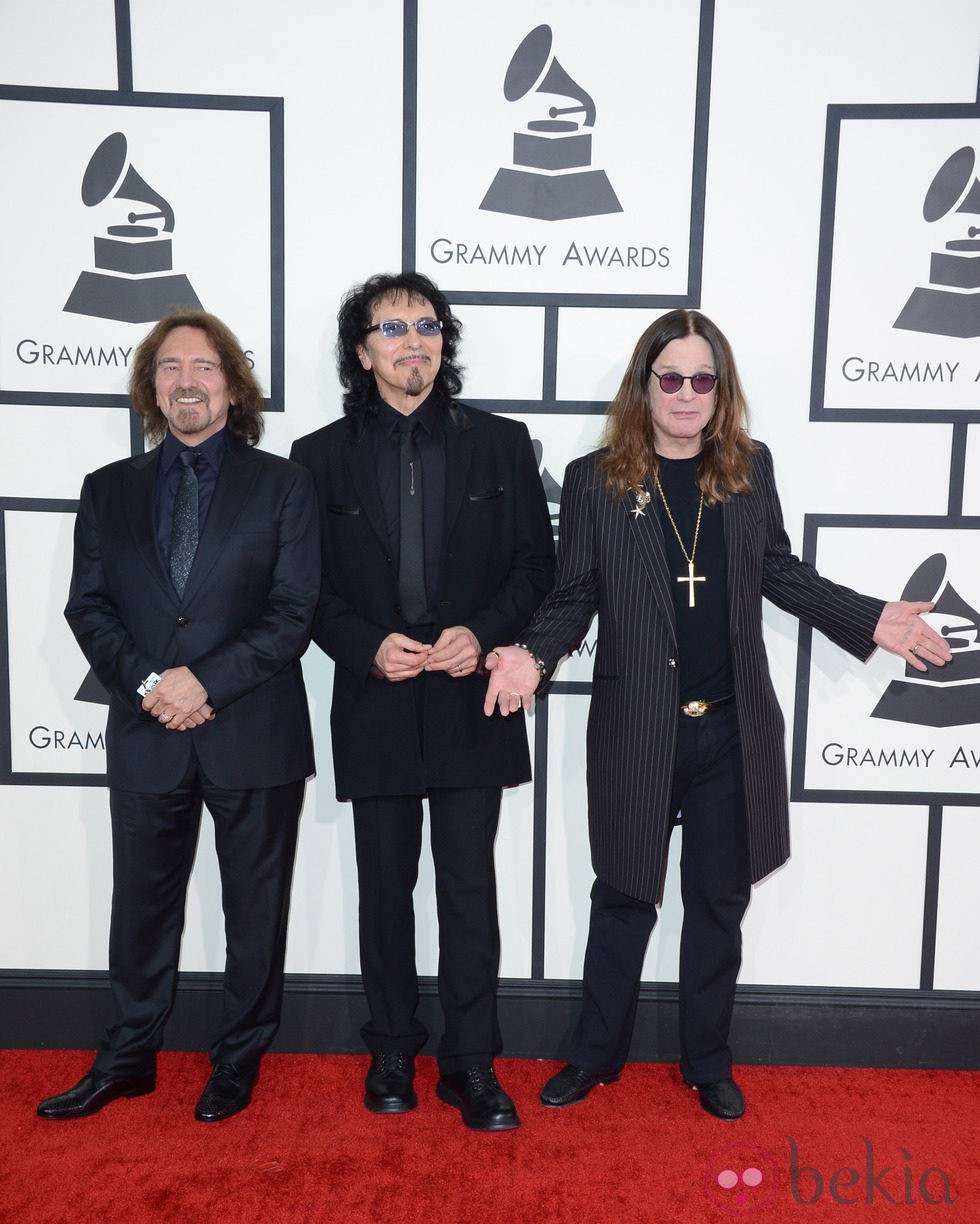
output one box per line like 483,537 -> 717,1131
650,370 -> 717,395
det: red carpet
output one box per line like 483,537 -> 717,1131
1,1050 -> 977,1222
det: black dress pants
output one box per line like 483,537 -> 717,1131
570,702 -> 751,1084
352,786 -> 503,1075
94,755 -> 303,1077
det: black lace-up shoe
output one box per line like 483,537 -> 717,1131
364,1052 -> 417,1114
436,1065 -> 520,1131
37,1068 -> 155,1120
194,1063 -> 256,1122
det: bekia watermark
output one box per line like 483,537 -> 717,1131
706,1138 -> 955,1215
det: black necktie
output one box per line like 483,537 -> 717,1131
170,450 -> 201,596
397,418 -> 427,625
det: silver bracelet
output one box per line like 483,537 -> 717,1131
514,643 -> 548,678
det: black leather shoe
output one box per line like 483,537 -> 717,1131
364,1052 -> 417,1114
436,1066 -> 520,1131
685,1076 -> 745,1120
194,1063 -> 256,1122
540,1063 -> 620,1107
37,1068 -> 156,1120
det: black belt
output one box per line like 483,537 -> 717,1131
679,695 -> 735,718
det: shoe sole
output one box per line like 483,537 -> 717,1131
435,1081 -> 520,1131
364,1092 -> 418,1114
195,1099 -> 251,1123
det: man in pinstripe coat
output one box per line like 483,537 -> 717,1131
484,309 -> 951,1120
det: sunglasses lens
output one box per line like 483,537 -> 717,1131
657,372 -> 684,393
415,319 -> 442,335
691,374 -> 716,394
379,321 -> 409,338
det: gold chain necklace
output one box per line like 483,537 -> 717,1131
655,476 -> 705,607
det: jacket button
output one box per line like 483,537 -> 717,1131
667,657 -> 677,668
176,617 -> 189,627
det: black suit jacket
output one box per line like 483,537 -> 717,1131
65,434 -> 320,793
523,443 -> 886,901
290,400 -> 555,798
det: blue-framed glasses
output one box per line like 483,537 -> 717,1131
365,318 -> 443,339
650,370 -> 717,395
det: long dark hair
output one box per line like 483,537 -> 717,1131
129,309 -> 264,446
336,271 -> 464,417
600,309 -> 755,504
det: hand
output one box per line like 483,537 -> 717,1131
169,703 -> 216,731
374,633 -> 431,681
425,625 -> 481,676
873,601 -> 953,673
483,645 -> 541,717
142,667 -> 210,726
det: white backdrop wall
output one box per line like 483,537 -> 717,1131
1,1 -> 978,1036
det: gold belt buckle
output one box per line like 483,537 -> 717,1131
681,699 -> 710,718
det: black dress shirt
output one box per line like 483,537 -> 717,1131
155,427 -> 227,567
369,391 -> 446,625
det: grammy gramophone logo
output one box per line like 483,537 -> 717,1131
893,145 -> 980,339
872,553 -> 979,728
64,131 -> 203,324
480,24 -> 622,222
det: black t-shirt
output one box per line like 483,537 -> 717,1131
654,454 -> 734,702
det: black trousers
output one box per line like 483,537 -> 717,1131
94,755 -> 303,1077
352,786 -> 503,1075
570,702 -> 751,1084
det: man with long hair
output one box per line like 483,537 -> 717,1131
39,310 -> 319,1123
291,272 -> 554,1131
484,309 -> 950,1119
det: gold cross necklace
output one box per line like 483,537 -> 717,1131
655,476 -> 705,607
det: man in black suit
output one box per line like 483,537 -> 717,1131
290,272 -> 554,1131
38,309 -> 319,1123
485,309 -> 952,1121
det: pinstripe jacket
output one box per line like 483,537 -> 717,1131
523,442 -> 885,901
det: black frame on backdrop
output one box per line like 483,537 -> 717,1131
811,101 -> 980,425
0,84 -> 285,415
401,0 -> 716,416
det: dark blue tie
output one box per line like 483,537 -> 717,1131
170,450 -> 201,596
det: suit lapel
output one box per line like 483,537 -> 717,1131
123,446 -> 175,604
443,403 -> 476,541
179,438 -> 258,603
624,479 -> 677,644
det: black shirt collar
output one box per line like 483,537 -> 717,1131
161,426 -> 228,473
373,389 -> 443,438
